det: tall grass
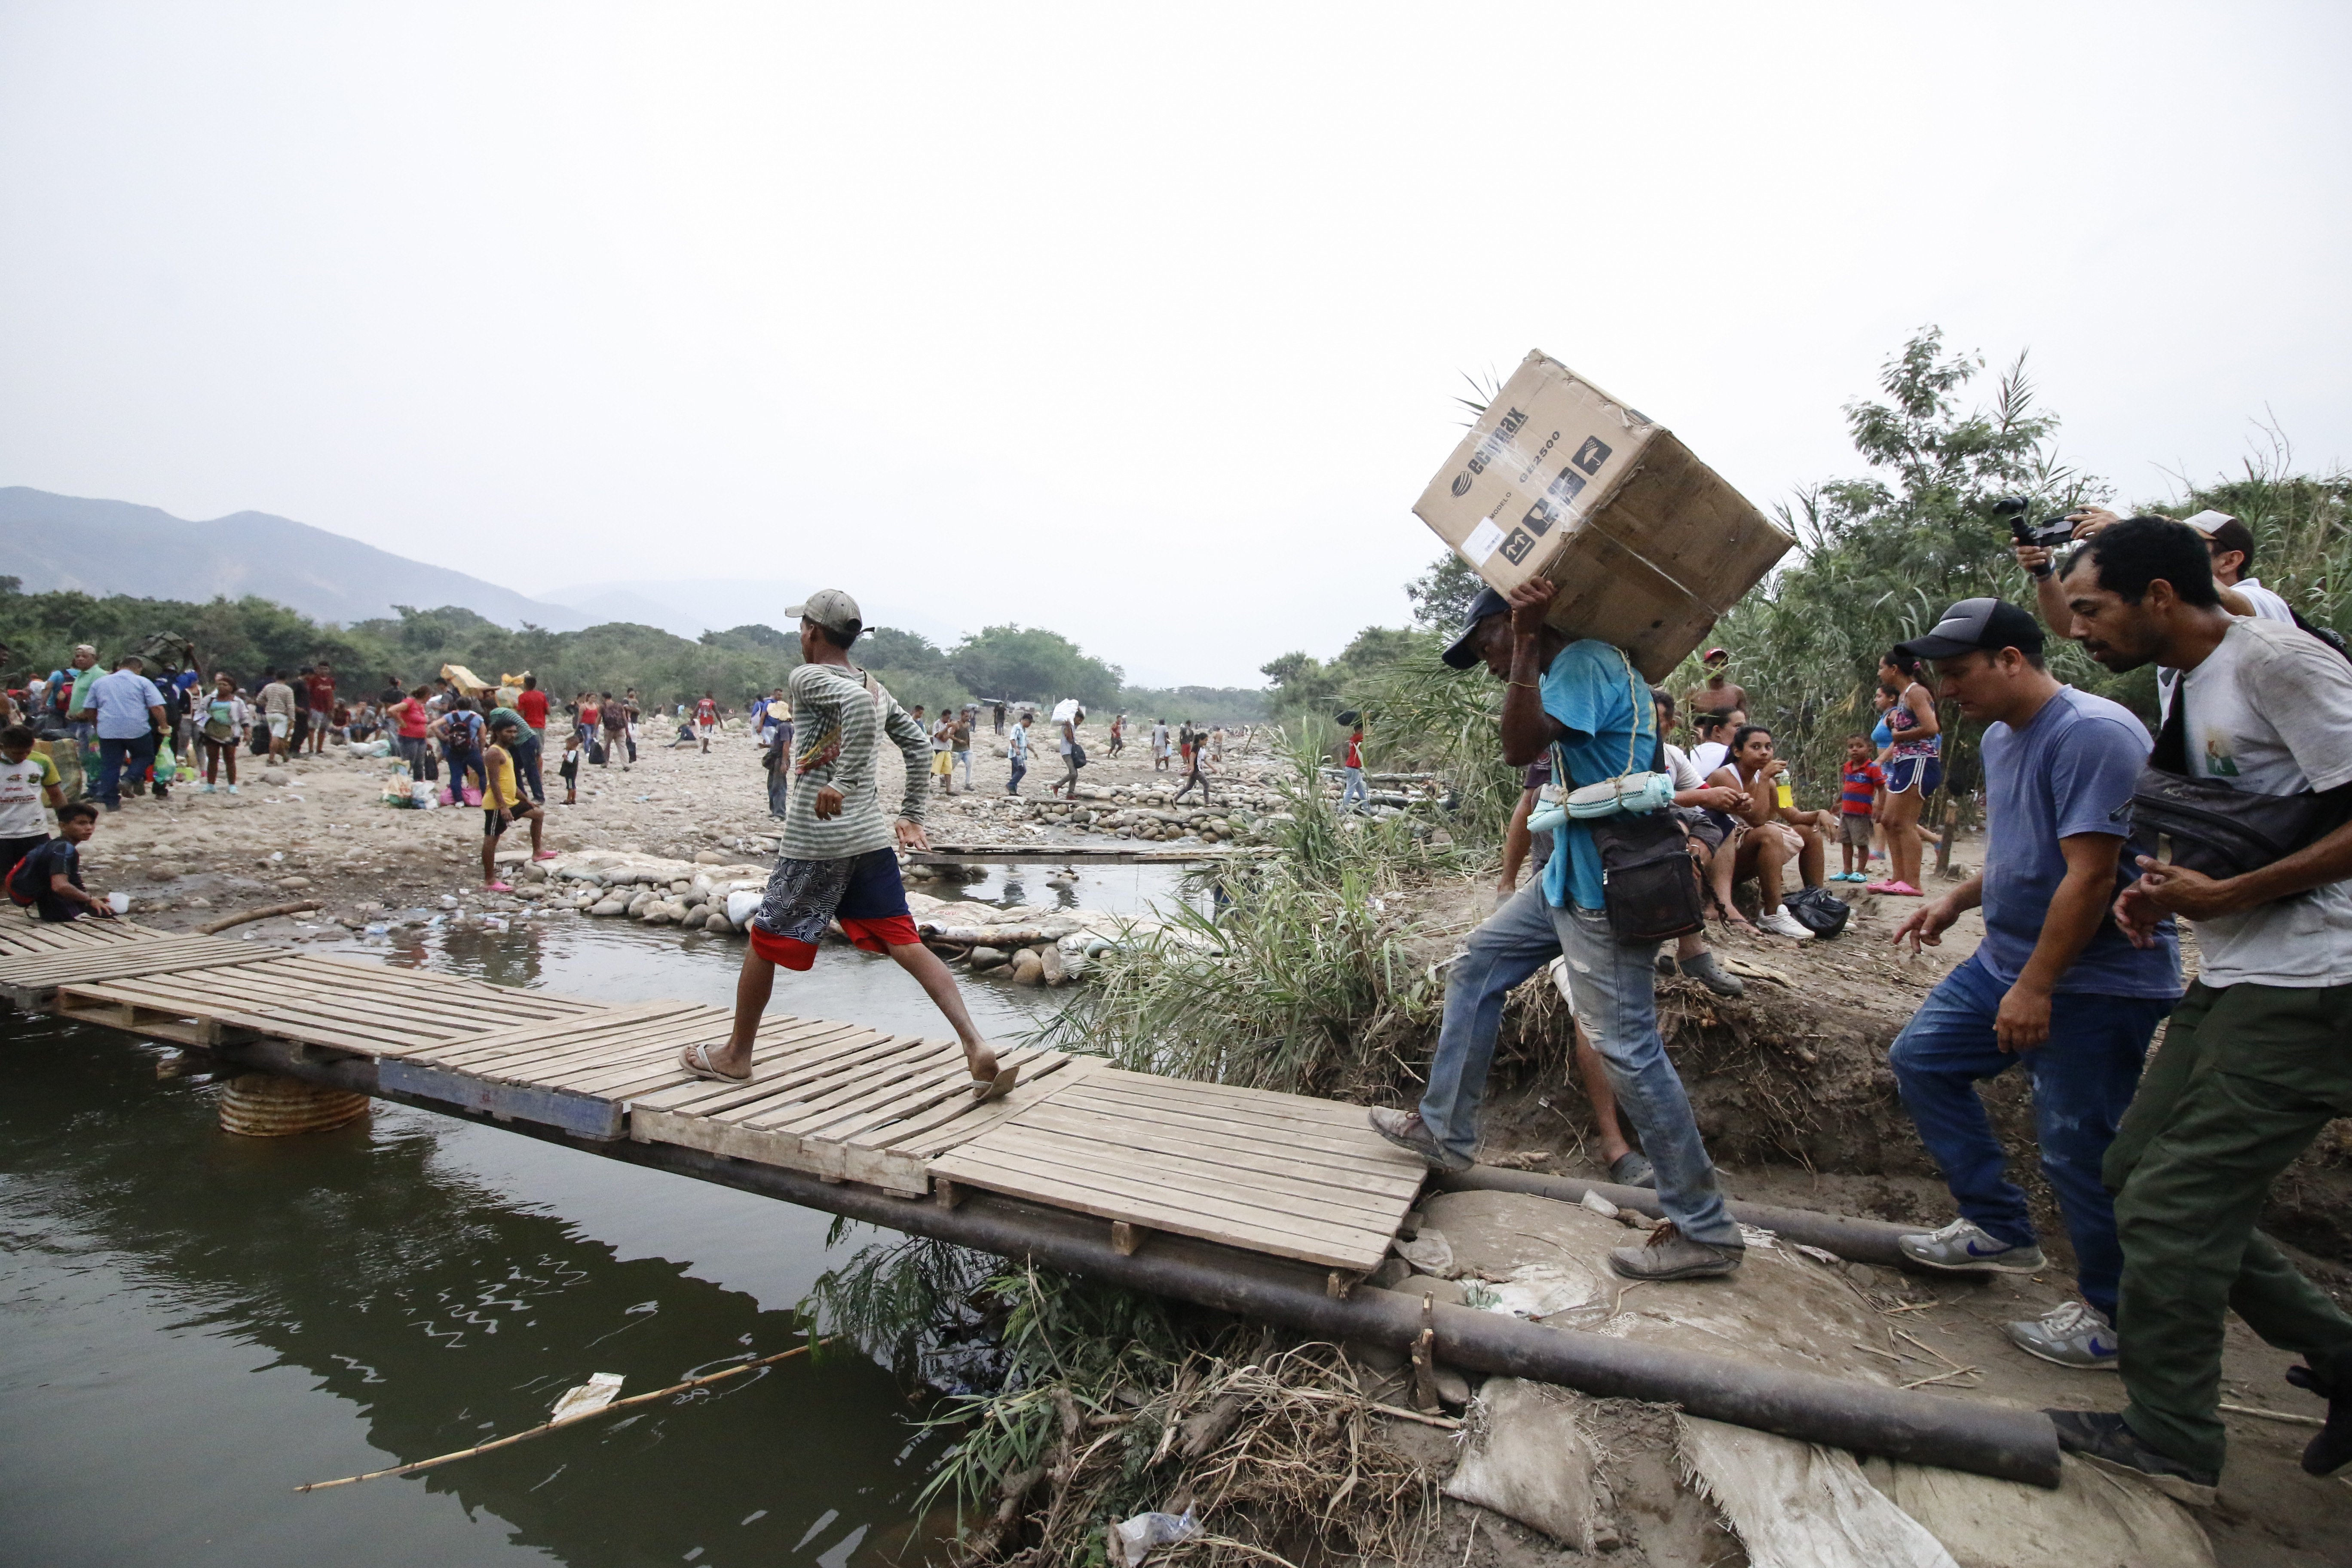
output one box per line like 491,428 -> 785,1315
1028,738 -> 1452,1099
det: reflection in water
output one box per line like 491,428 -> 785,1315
0,1016 -> 957,1568
1,870 -> 1194,1566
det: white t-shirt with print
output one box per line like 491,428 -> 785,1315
0,752 -> 58,838
2163,616 -> 2352,988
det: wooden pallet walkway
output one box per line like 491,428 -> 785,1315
18,929 -> 1426,1278
0,915 -> 160,958
928,1067 -> 1424,1278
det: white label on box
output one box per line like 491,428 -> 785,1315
1463,518 -> 1505,564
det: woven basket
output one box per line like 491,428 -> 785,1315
219,1072 -> 371,1137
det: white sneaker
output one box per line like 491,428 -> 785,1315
1758,907 -> 1815,940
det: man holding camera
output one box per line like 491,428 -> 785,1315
1879,599 -> 2179,1378
1369,580 -> 1743,1283
2016,504 -> 2291,634
2045,518 -> 2352,1505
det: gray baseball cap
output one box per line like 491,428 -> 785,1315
784,589 -> 862,637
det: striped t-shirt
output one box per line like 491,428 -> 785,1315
780,661 -> 931,861
1840,761 -> 1883,814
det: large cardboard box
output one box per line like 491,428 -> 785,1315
1412,351 -> 1792,680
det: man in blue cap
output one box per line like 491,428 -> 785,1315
1369,578 -> 1744,1281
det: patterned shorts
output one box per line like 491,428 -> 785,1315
750,848 -> 918,970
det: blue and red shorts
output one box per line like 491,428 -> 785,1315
746,847 -> 920,970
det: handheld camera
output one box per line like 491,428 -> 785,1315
1990,495 -> 2078,549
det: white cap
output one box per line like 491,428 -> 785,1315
2181,510 -> 2238,536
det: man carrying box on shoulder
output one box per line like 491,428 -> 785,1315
1369,579 -> 1743,1283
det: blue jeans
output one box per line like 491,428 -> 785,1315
1888,951 -> 2172,1319
1419,883 -> 1739,1247
95,734 -> 156,807
512,731 -> 545,803
1007,756 -> 1026,793
1339,766 -> 1367,808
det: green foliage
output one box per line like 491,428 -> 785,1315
1109,684 -> 1268,723
1259,625 -> 1425,725
1340,629 -> 1521,845
1404,550 -> 1483,631
1697,327 -> 2116,803
1030,738 -> 1449,1098
948,625 -> 1123,707
2153,429 -> 2351,639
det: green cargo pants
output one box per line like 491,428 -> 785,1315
2105,978 -> 2352,1473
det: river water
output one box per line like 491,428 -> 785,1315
0,865 -> 1194,1568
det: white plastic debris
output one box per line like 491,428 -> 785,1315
1107,1507 -> 1199,1567
1393,1229 -> 1453,1275
549,1372 -> 625,1423
1580,1188 -> 1620,1219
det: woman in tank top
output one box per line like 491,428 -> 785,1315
1869,649 -> 1941,895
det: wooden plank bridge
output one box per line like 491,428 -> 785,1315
0,917 -> 1422,1283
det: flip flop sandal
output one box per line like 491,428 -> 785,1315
679,1041 -> 752,1084
969,1060 -> 1021,1103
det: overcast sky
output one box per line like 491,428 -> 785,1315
3,4 -> 2346,686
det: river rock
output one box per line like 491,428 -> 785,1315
591,899 -> 625,916
625,890 -> 657,917
1038,944 -> 1067,984
1009,948 -> 1045,985
969,946 -> 1007,969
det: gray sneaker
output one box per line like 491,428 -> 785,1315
1367,1107 -> 1471,1173
1675,950 -> 1746,998
2007,1300 -> 2118,1370
1609,1222 -> 1743,1280
1897,1218 -> 2046,1274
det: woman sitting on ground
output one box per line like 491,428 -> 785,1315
1705,724 -> 1825,941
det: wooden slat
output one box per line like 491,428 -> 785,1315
1069,1067 -> 1375,1129
928,1141 -> 1391,1273
957,1121 -> 1404,1231
1005,1099 -> 1424,1203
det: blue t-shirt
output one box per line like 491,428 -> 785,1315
1977,685 -> 2180,998
1539,640 -> 1652,912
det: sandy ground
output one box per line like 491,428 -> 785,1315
62,720 -> 1294,941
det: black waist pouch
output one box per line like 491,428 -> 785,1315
1590,808 -> 1706,945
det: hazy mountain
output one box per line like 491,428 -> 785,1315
0,487 -> 592,631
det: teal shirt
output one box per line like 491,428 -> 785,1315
1538,640 -> 1654,911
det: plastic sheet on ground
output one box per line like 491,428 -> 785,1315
1443,1378 -> 1606,1549
1679,1415 -> 1958,1567
1862,1452 -> 2217,1568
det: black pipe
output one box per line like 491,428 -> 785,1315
201,1039 -> 2059,1487
1437,1165 -> 1933,1274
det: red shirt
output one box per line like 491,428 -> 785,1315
1840,761 -> 1884,813
695,698 -> 717,723
305,674 -> 335,711
1344,734 -> 1363,769
517,689 -> 548,728
395,698 -> 430,740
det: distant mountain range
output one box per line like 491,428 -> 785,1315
0,487 -> 961,650
0,487 -> 594,631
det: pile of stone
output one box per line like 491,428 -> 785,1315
544,850 -> 769,934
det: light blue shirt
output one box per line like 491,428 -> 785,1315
1538,640 -> 1652,912
1008,723 -> 1029,760
88,669 -> 166,741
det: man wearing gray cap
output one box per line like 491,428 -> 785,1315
680,588 -> 1015,1101
1370,577 -> 1744,1283
1880,596 -> 2180,1383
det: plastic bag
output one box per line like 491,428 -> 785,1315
1107,1509 -> 1198,1568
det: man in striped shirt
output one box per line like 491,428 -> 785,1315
680,589 -> 1013,1101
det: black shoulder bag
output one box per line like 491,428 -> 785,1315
2121,681 -> 2352,883
1577,653 -> 1706,945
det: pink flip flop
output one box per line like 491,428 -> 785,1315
534,850 -> 560,861
485,880 -> 514,893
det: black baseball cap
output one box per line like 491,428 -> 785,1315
1896,597 -> 2045,660
1441,586 -> 1513,670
